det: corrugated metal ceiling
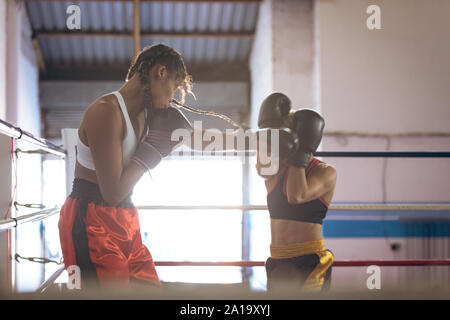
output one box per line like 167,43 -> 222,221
26,1 -> 259,65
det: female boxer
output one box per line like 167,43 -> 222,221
256,93 -> 337,292
58,44 -> 194,289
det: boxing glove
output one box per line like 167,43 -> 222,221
287,109 -> 324,168
257,93 -> 292,129
256,128 -> 298,161
132,107 -> 193,170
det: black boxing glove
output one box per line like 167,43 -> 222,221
147,107 -> 193,157
132,107 -> 193,170
256,128 -> 297,178
257,93 -> 292,129
287,109 -> 325,168
257,128 -> 297,160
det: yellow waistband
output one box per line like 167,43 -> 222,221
270,239 -> 325,259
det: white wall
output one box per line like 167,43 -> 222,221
0,0 -> 6,120
272,0 -> 315,108
17,6 -> 40,136
250,0 -> 317,130
3,0 -> 43,293
0,135 -> 13,293
316,0 -> 450,291
324,136 -> 450,203
318,0 -> 450,134
6,0 -> 40,135
316,0 -> 450,203
5,0 -> 20,127
249,0 -> 273,128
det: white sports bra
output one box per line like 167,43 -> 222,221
76,91 -> 139,171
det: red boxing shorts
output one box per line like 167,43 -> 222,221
58,178 -> 161,289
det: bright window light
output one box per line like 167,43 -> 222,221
40,158 -> 245,285
133,159 -> 243,283
42,159 -> 65,285
42,159 -> 66,207
14,154 -> 44,292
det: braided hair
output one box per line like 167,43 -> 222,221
127,43 -> 243,137
126,44 -> 192,138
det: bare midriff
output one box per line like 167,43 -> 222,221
266,166 -> 334,246
270,219 -> 323,245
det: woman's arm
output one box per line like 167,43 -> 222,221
85,101 -> 146,206
285,165 -> 336,204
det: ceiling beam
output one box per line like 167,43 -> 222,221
35,30 -> 254,39
40,63 -> 250,82
26,0 -> 261,3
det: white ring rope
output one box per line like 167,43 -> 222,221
136,204 -> 450,211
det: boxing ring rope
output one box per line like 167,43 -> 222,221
0,118 -> 66,293
35,266 -> 65,293
315,151 -> 450,158
11,203 -> 448,232
0,119 -> 66,158
171,150 -> 450,158
37,259 -> 450,293
33,201 -> 449,290
0,119 -> 448,292
35,259 -> 450,294
0,207 -> 60,232
153,260 -> 450,267
136,204 -> 450,211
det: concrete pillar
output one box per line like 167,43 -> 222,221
5,0 -> 40,135
2,0 -> 42,292
272,0 -> 315,108
249,0 -> 273,128
5,0 -> 20,125
0,135 -> 13,294
250,0 -> 316,128
0,0 -> 6,120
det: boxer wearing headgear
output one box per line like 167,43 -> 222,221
255,93 -> 337,292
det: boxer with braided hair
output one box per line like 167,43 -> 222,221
58,42 -> 250,290
58,44 -> 203,290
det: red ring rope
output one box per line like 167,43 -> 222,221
154,259 -> 450,267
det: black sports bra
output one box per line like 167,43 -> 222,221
267,158 -> 329,224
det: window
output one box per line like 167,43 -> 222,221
133,159 -> 243,283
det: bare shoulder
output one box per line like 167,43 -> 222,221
314,162 -> 337,183
84,95 -> 122,129
81,94 -> 124,143
86,95 -> 120,119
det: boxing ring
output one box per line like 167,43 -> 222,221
0,119 -> 449,295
